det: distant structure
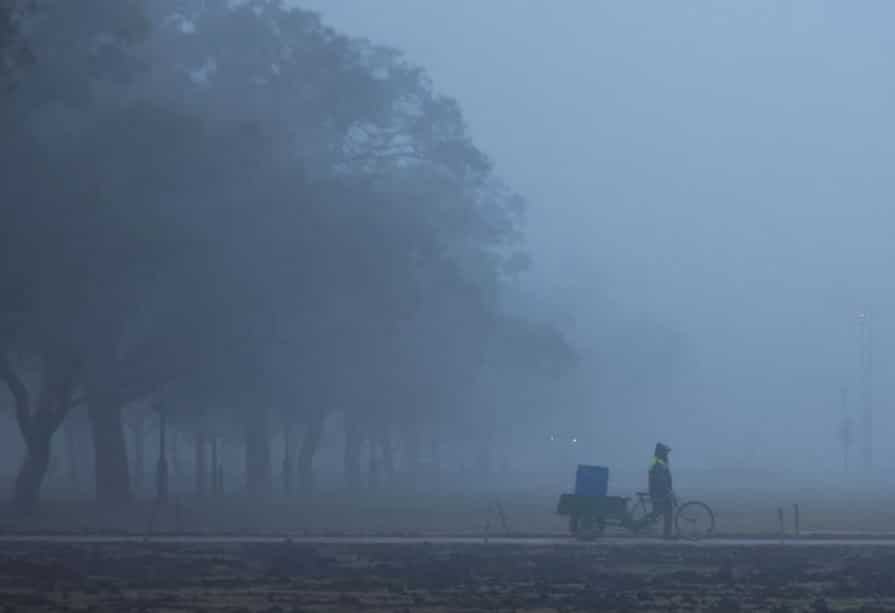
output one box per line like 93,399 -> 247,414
838,385 -> 853,472
857,311 -> 873,471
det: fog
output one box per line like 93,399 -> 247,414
2,1 -> 894,529
301,0 -> 895,479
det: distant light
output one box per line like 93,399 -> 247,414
571,437 -> 578,444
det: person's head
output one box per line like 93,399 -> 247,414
654,442 -> 671,460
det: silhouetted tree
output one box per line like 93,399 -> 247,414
0,0 -> 579,512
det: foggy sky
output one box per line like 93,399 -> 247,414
298,1 -> 895,476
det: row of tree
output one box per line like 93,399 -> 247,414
0,1 -> 576,513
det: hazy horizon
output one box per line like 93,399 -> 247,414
299,1 -> 895,475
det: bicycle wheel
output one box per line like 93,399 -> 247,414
675,501 -> 714,540
628,500 -> 656,536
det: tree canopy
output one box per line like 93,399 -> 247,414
0,0 -> 577,510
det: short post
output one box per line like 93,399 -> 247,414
793,504 -> 800,537
777,507 -> 785,541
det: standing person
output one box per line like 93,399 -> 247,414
649,442 -> 674,539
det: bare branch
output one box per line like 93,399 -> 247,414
47,359 -> 78,432
0,351 -> 31,437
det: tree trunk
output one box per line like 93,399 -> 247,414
64,419 -> 80,493
475,424 -> 496,486
378,425 -> 395,484
401,422 -> 421,489
431,436 -> 441,489
476,446 -> 492,479
82,343 -> 132,506
344,414 -> 362,491
195,430 -> 207,497
2,354 -> 61,513
14,431 -> 52,514
244,406 -> 271,496
88,393 -> 131,505
282,425 -> 293,496
210,436 -> 218,496
171,430 -> 181,482
367,433 -> 380,493
131,415 -> 145,497
156,410 -> 168,502
297,409 -> 325,496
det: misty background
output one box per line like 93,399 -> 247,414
2,1 -> 894,527
300,0 -> 895,477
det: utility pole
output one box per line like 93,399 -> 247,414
156,402 -> 169,503
857,311 -> 873,472
838,385 -> 852,472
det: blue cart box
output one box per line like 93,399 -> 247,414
575,464 -> 609,497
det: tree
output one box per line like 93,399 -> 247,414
0,0 -> 32,90
0,351 -> 79,512
1,0 -> 576,513
0,0 -> 152,507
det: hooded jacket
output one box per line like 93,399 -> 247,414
649,444 -> 672,498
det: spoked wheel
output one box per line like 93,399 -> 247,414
628,502 -> 656,536
675,501 -> 715,540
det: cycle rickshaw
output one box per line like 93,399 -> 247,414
557,490 -> 715,540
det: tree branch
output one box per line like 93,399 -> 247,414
48,361 -> 78,433
0,352 -> 31,438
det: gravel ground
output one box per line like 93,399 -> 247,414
2,541 -> 895,612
